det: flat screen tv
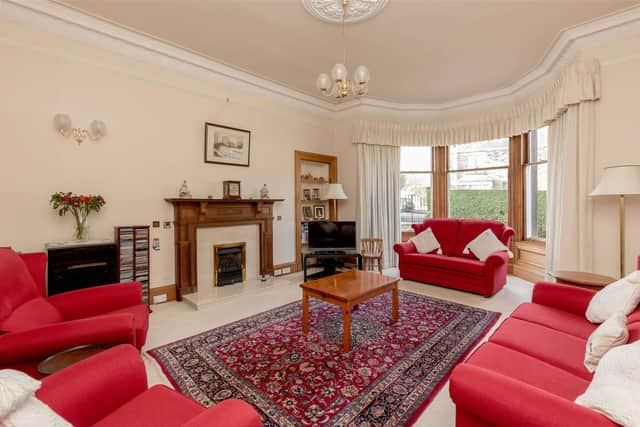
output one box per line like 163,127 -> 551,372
306,221 -> 357,251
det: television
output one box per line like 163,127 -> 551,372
306,221 -> 357,251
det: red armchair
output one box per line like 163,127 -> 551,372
36,344 -> 262,427
0,248 -> 149,378
394,219 -> 515,296
449,281 -> 640,426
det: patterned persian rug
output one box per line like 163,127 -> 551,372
149,290 -> 499,426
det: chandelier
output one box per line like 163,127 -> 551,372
315,0 -> 370,100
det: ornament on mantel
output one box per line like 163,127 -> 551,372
260,184 -> 270,199
178,180 -> 192,199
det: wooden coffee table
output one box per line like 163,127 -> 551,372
300,269 -> 399,353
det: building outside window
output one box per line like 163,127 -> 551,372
400,146 -> 432,230
525,127 -> 548,239
448,138 -> 509,223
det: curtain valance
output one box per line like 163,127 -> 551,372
353,57 -> 601,147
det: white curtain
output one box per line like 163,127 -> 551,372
355,58 -> 600,147
546,101 -> 597,275
357,144 -> 401,268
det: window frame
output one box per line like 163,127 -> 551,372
522,128 -> 548,242
400,147 -> 434,230
446,139 -> 510,220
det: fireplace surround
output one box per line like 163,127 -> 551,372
165,198 -> 283,300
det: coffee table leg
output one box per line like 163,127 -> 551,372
302,291 -> 309,334
343,306 -> 351,353
391,286 -> 399,324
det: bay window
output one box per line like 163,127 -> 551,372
524,127 -> 548,239
400,146 -> 432,230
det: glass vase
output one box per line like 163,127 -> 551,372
74,212 -> 89,241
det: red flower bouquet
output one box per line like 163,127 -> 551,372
50,192 -> 106,241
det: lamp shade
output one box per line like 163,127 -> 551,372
590,165 -> 640,196
324,183 -> 347,200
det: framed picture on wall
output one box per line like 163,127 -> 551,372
302,189 -> 311,201
302,206 -> 313,220
312,188 -> 320,200
313,205 -> 325,219
204,122 -> 251,167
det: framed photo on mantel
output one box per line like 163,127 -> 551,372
204,122 -> 251,167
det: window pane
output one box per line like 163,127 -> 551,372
448,169 -> 508,223
448,138 -> 509,170
401,146 -> 432,172
528,126 -> 548,163
525,163 -> 547,239
401,173 -> 432,229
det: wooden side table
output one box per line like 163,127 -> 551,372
37,344 -> 111,375
548,270 -> 617,291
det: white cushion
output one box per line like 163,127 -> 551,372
462,229 -> 513,262
584,312 -> 629,373
586,271 -> 640,323
410,227 -> 442,254
0,370 -> 39,418
0,369 -> 71,427
575,340 -> 640,427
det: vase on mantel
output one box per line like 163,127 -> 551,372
73,211 -> 89,241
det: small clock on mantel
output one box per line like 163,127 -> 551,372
223,180 -> 241,200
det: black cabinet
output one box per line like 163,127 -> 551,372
46,243 -> 117,296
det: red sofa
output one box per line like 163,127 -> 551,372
450,281 -> 640,426
393,219 -> 514,296
35,344 -> 262,427
0,248 -> 149,378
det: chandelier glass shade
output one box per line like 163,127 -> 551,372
315,0 -> 370,100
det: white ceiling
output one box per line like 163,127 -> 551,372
60,0 -> 640,105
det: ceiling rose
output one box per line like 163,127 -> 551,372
302,0 -> 388,24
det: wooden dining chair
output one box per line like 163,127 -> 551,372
361,238 -> 383,273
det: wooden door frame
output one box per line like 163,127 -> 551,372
294,150 -> 338,272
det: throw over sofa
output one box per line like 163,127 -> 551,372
0,248 -> 149,378
393,219 -> 514,296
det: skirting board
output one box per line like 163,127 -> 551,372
150,284 -> 177,304
273,262 -> 298,276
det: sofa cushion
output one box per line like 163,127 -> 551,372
489,317 -> 592,380
454,220 -> 506,258
401,253 -> 485,276
411,219 -> 459,256
510,303 -> 597,339
586,272 -> 640,323
584,312 -> 628,373
575,341 -> 640,427
463,229 -> 512,261
410,228 -> 441,254
0,249 -> 41,322
93,385 -> 203,427
466,342 -> 590,400
0,298 -> 63,333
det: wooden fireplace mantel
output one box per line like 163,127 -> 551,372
165,198 -> 284,300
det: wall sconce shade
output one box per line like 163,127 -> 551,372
53,114 -> 107,144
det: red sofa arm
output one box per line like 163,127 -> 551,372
393,241 -> 416,255
37,344 -> 147,427
637,255 -> 640,270
182,399 -> 262,427
19,252 -> 47,297
532,282 -> 596,317
501,227 -> 515,247
450,364 -> 613,427
48,282 -> 143,320
0,313 -> 136,365
485,251 -> 509,270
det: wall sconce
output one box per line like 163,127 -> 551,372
53,113 -> 107,144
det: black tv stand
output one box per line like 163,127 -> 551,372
302,249 -> 362,282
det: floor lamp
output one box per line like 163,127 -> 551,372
590,165 -> 640,278
325,183 -> 348,220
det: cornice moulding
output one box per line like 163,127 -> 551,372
3,1 -> 640,117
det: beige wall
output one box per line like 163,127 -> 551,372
0,20 -> 336,288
